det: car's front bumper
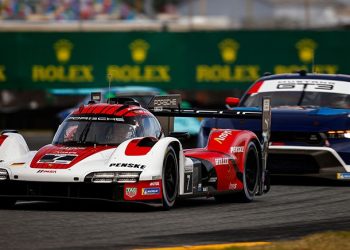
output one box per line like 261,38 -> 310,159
0,180 -> 163,206
268,145 -> 350,180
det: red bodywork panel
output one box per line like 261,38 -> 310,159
247,80 -> 264,94
207,129 -> 258,173
0,135 -> 8,146
30,144 -> 113,169
184,149 -> 242,192
184,129 -> 259,192
125,137 -> 157,156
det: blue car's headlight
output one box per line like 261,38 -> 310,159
327,130 -> 350,139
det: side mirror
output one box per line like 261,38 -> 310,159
225,97 -> 240,109
168,132 -> 190,141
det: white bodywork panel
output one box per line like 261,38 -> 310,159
0,134 -> 193,194
269,145 -> 350,172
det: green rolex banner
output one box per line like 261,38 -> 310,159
0,31 -> 347,90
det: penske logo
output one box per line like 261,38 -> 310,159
109,163 -> 146,169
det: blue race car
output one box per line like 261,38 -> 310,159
198,72 -> 350,180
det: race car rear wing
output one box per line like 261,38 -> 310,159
148,94 -> 271,195
148,95 -> 264,119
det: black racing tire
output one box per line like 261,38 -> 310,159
215,141 -> 260,203
235,141 -> 260,202
0,198 -> 16,209
161,146 -> 179,210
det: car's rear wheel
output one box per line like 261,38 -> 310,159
215,141 -> 260,203
162,146 -> 179,210
236,141 -> 260,202
0,198 -> 16,209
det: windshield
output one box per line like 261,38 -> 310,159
241,91 -> 350,109
53,119 -> 137,146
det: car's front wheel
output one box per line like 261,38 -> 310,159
161,146 -> 179,210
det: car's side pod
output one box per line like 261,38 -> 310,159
148,95 -> 272,195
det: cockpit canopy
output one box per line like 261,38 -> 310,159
53,114 -> 162,146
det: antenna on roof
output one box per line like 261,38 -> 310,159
312,53 -> 316,73
107,73 -> 112,103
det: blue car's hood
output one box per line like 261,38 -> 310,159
268,107 -> 350,132
202,107 -> 350,133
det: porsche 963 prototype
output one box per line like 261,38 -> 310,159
0,94 -> 271,209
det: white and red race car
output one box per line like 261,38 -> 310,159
0,95 -> 271,210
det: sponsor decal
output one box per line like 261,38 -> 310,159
184,173 -> 193,193
38,154 -> 77,164
54,39 -> 73,63
229,182 -> 237,190
125,187 -> 137,198
68,116 -> 124,122
109,163 -> 146,169
215,158 -> 229,165
219,39 -> 240,64
337,173 -> 350,180
107,39 -> 171,83
32,39 -> 94,83
37,170 -> 56,174
208,177 -> 218,183
296,39 -> 317,64
142,187 -> 160,195
196,38 -> 260,83
154,98 -> 177,107
276,80 -> 334,91
184,164 -> 193,173
198,183 -> 202,192
230,146 -> 244,153
274,38 -> 338,74
150,181 -> 160,186
258,79 -> 350,95
214,130 -> 232,144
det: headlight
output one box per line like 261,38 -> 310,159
327,130 -> 350,139
0,169 -> 9,181
85,171 -> 141,183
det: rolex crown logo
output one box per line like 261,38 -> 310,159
54,39 -> 73,64
218,39 -> 240,64
296,39 -> 317,64
129,39 -> 150,64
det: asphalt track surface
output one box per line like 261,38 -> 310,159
0,133 -> 349,249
